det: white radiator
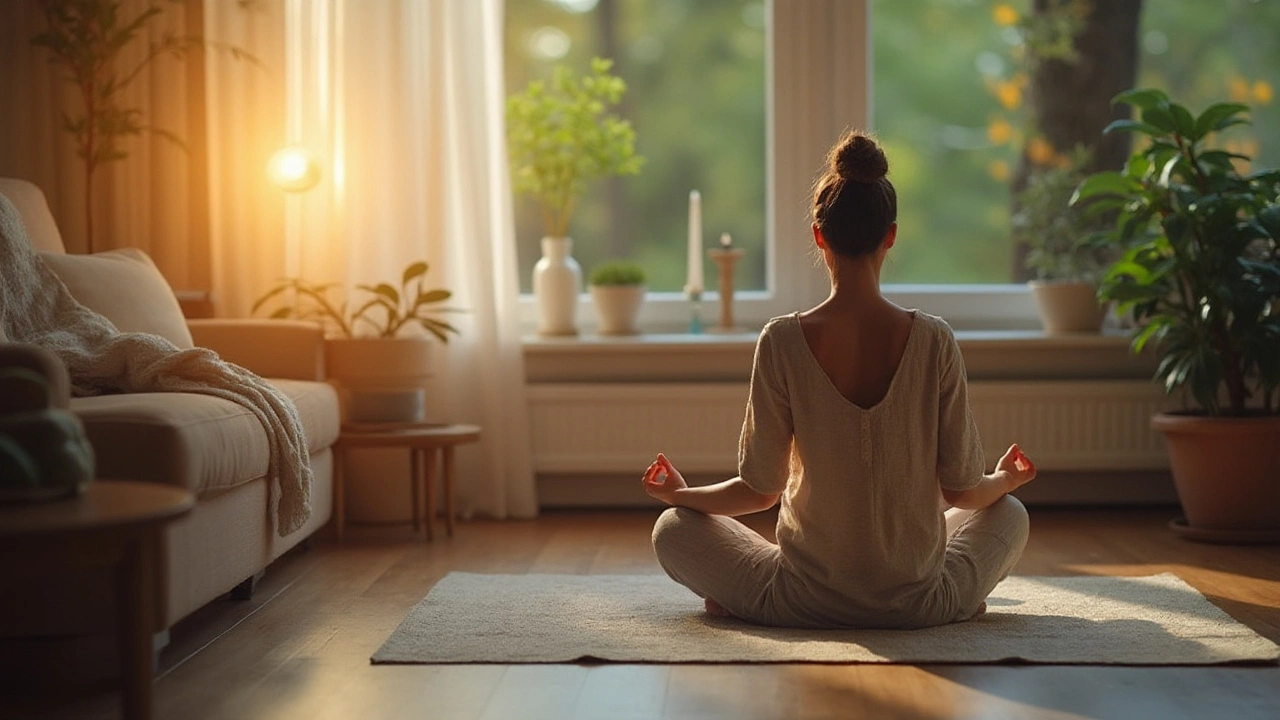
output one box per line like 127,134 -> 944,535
527,380 -> 1170,473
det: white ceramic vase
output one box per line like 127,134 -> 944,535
533,236 -> 582,336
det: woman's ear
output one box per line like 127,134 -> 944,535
882,223 -> 898,251
812,224 -> 826,249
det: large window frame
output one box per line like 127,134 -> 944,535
515,0 -> 1040,335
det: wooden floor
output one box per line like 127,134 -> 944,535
10,507 -> 1280,720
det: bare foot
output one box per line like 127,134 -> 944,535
975,601 -> 987,616
704,598 -> 734,618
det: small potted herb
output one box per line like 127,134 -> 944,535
588,260 -> 646,336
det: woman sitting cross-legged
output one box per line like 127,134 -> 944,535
642,130 -> 1037,629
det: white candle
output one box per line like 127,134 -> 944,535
687,190 -> 703,294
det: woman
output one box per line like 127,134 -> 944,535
642,131 -> 1037,629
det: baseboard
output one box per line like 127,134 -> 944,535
537,470 -> 1179,509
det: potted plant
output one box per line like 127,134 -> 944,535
506,57 -> 644,336
1014,147 -> 1114,333
588,260 -> 646,336
1074,88 -> 1280,542
29,0 -> 257,253
253,261 -> 459,423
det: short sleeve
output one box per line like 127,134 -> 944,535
738,320 -> 794,495
935,323 -> 984,492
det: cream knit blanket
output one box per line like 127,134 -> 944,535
0,192 -> 312,536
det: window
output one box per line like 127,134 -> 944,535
504,0 -> 768,294
508,1 -> 1278,333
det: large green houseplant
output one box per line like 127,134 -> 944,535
506,57 -> 643,336
1074,87 -> 1280,541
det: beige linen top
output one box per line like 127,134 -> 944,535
739,311 -> 985,627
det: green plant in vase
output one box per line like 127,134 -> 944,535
507,57 -> 643,336
1073,87 -> 1280,539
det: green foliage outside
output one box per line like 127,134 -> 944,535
589,259 -> 646,286
506,0 -> 1280,290
1077,89 -> 1280,415
252,261 -> 459,341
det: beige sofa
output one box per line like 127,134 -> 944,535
0,178 -> 339,633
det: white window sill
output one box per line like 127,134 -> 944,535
523,327 -> 1155,383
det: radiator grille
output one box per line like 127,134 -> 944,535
528,381 -> 1169,473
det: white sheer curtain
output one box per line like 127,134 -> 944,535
205,0 -> 537,518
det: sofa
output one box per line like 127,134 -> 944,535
0,177 -> 340,639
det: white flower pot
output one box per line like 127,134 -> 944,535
325,337 -> 435,423
1028,279 -> 1106,334
533,237 -> 582,336
590,284 -> 645,335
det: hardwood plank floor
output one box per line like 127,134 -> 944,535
6,507 -> 1279,720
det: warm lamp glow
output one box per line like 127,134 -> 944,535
268,146 -> 321,192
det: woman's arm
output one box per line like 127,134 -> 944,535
642,453 -> 781,516
942,443 -> 1036,509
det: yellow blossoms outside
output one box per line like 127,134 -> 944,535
987,118 -> 1015,145
993,4 -> 1019,27
1253,80 -> 1273,105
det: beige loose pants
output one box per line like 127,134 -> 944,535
651,494 -> 1030,629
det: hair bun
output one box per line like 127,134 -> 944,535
833,133 -> 888,184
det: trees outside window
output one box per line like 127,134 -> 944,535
505,0 -> 1279,296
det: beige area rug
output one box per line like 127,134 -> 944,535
372,572 -> 1280,666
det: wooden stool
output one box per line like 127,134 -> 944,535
332,423 -> 481,540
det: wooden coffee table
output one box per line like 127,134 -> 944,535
0,480 -> 194,720
332,423 -> 481,540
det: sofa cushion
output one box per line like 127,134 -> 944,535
70,379 -> 339,495
0,178 -> 66,254
42,248 -> 195,349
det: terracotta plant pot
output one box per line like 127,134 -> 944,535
325,338 -> 436,423
589,284 -> 645,335
1028,280 -> 1106,334
1152,412 -> 1280,543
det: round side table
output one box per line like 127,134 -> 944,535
332,423 -> 481,541
0,480 -> 194,720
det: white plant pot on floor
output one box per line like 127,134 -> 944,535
533,236 -> 582,336
1029,279 -> 1106,334
590,284 -> 645,335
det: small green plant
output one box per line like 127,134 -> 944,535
589,260 -> 646,287
506,57 -> 644,239
1015,147 -> 1114,281
1073,88 -> 1280,415
252,261 -> 459,341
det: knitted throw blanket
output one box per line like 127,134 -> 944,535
0,192 -> 312,536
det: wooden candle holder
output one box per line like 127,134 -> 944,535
707,247 -> 745,331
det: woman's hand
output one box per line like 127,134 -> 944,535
995,443 -> 1037,491
642,453 -> 687,505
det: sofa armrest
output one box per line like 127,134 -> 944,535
188,319 -> 326,381
0,343 -> 71,410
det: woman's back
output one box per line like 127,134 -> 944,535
739,312 -> 985,627
797,300 -> 915,411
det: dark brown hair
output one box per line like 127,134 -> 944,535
811,130 -> 897,258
